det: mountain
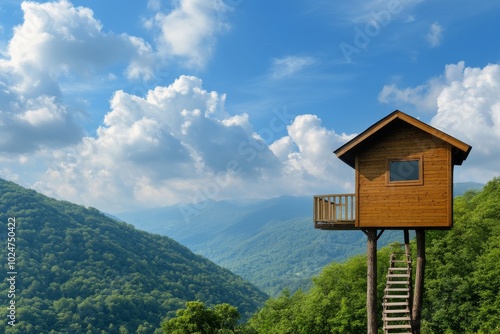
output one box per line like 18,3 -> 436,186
0,179 -> 267,333
116,196 -> 404,296
117,182 -> 484,296
453,181 -> 484,196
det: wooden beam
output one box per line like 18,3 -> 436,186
412,229 -> 425,334
404,229 -> 413,321
366,229 -> 378,334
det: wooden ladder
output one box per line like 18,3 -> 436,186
382,245 -> 412,334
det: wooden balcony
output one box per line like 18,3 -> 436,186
313,194 -> 356,230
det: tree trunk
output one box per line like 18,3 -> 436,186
366,229 -> 378,334
412,229 -> 425,334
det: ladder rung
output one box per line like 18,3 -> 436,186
385,288 -> 410,292
384,324 -> 412,329
387,282 -> 410,286
383,302 -> 408,306
384,294 -> 410,299
389,267 -> 409,271
384,316 -> 411,321
387,274 -> 410,278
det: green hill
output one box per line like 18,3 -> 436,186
0,179 -> 267,333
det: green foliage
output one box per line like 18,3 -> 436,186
0,179 -> 267,333
161,301 -> 240,333
248,245 -> 397,334
423,178 -> 500,333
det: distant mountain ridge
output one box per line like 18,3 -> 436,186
117,198 -> 395,295
454,181 -> 484,196
117,182 -> 484,296
0,179 -> 267,333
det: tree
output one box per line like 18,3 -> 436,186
161,301 -> 240,334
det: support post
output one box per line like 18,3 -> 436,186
403,229 -> 410,255
366,229 -> 378,334
412,229 -> 425,334
404,229 -> 413,319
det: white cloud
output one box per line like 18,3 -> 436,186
151,0 -> 230,68
0,0 -> 157,153
271,56 -> 316,80
426,22 -> 443,47
378,61 -> 466,111
379,61 -> 500,183
270,114 -> 355,193
35,76 -> 283,211
9,0 -> 154,81
147,0 -> 161,11
32,75 -> 358,212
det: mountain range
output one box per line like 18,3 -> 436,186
116,182 -> 484,296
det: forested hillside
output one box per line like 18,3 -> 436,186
243,178 -> 500,333
0,179 -> 267,333
117,196 -> 405,296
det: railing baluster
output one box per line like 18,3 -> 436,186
313,193 -> 356,224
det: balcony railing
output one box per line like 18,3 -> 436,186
313,193 -> 356,230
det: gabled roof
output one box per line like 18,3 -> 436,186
334,110 -> 472,169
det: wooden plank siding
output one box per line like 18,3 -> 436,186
355,123 -> 453,228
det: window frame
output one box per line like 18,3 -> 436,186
386,156 -> 423,186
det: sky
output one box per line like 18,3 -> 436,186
0,0 -> 499,213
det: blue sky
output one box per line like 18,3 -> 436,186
0,0 -> 499,212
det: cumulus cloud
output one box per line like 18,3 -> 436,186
33,75 -> 357,212
269,114 -> 356,194
9,0 -> 154,81
0,0 -> 156,153
379,61 -> 500,182
150,0 -> 230,68
378,62 -> 466,111
426,22 -> 443,47
35,76 -> 284,210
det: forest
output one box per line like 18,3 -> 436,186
1,177 -> 499,333
0,179 -> 267,333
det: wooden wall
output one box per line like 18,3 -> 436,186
356,122 -> 453,228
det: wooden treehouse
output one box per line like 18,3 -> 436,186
313,110 -> 471,334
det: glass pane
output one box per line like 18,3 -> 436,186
389,160 -> 420,181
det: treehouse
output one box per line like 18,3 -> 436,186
314,110 -> 471,230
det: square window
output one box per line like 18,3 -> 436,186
387,158 -> 423,185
